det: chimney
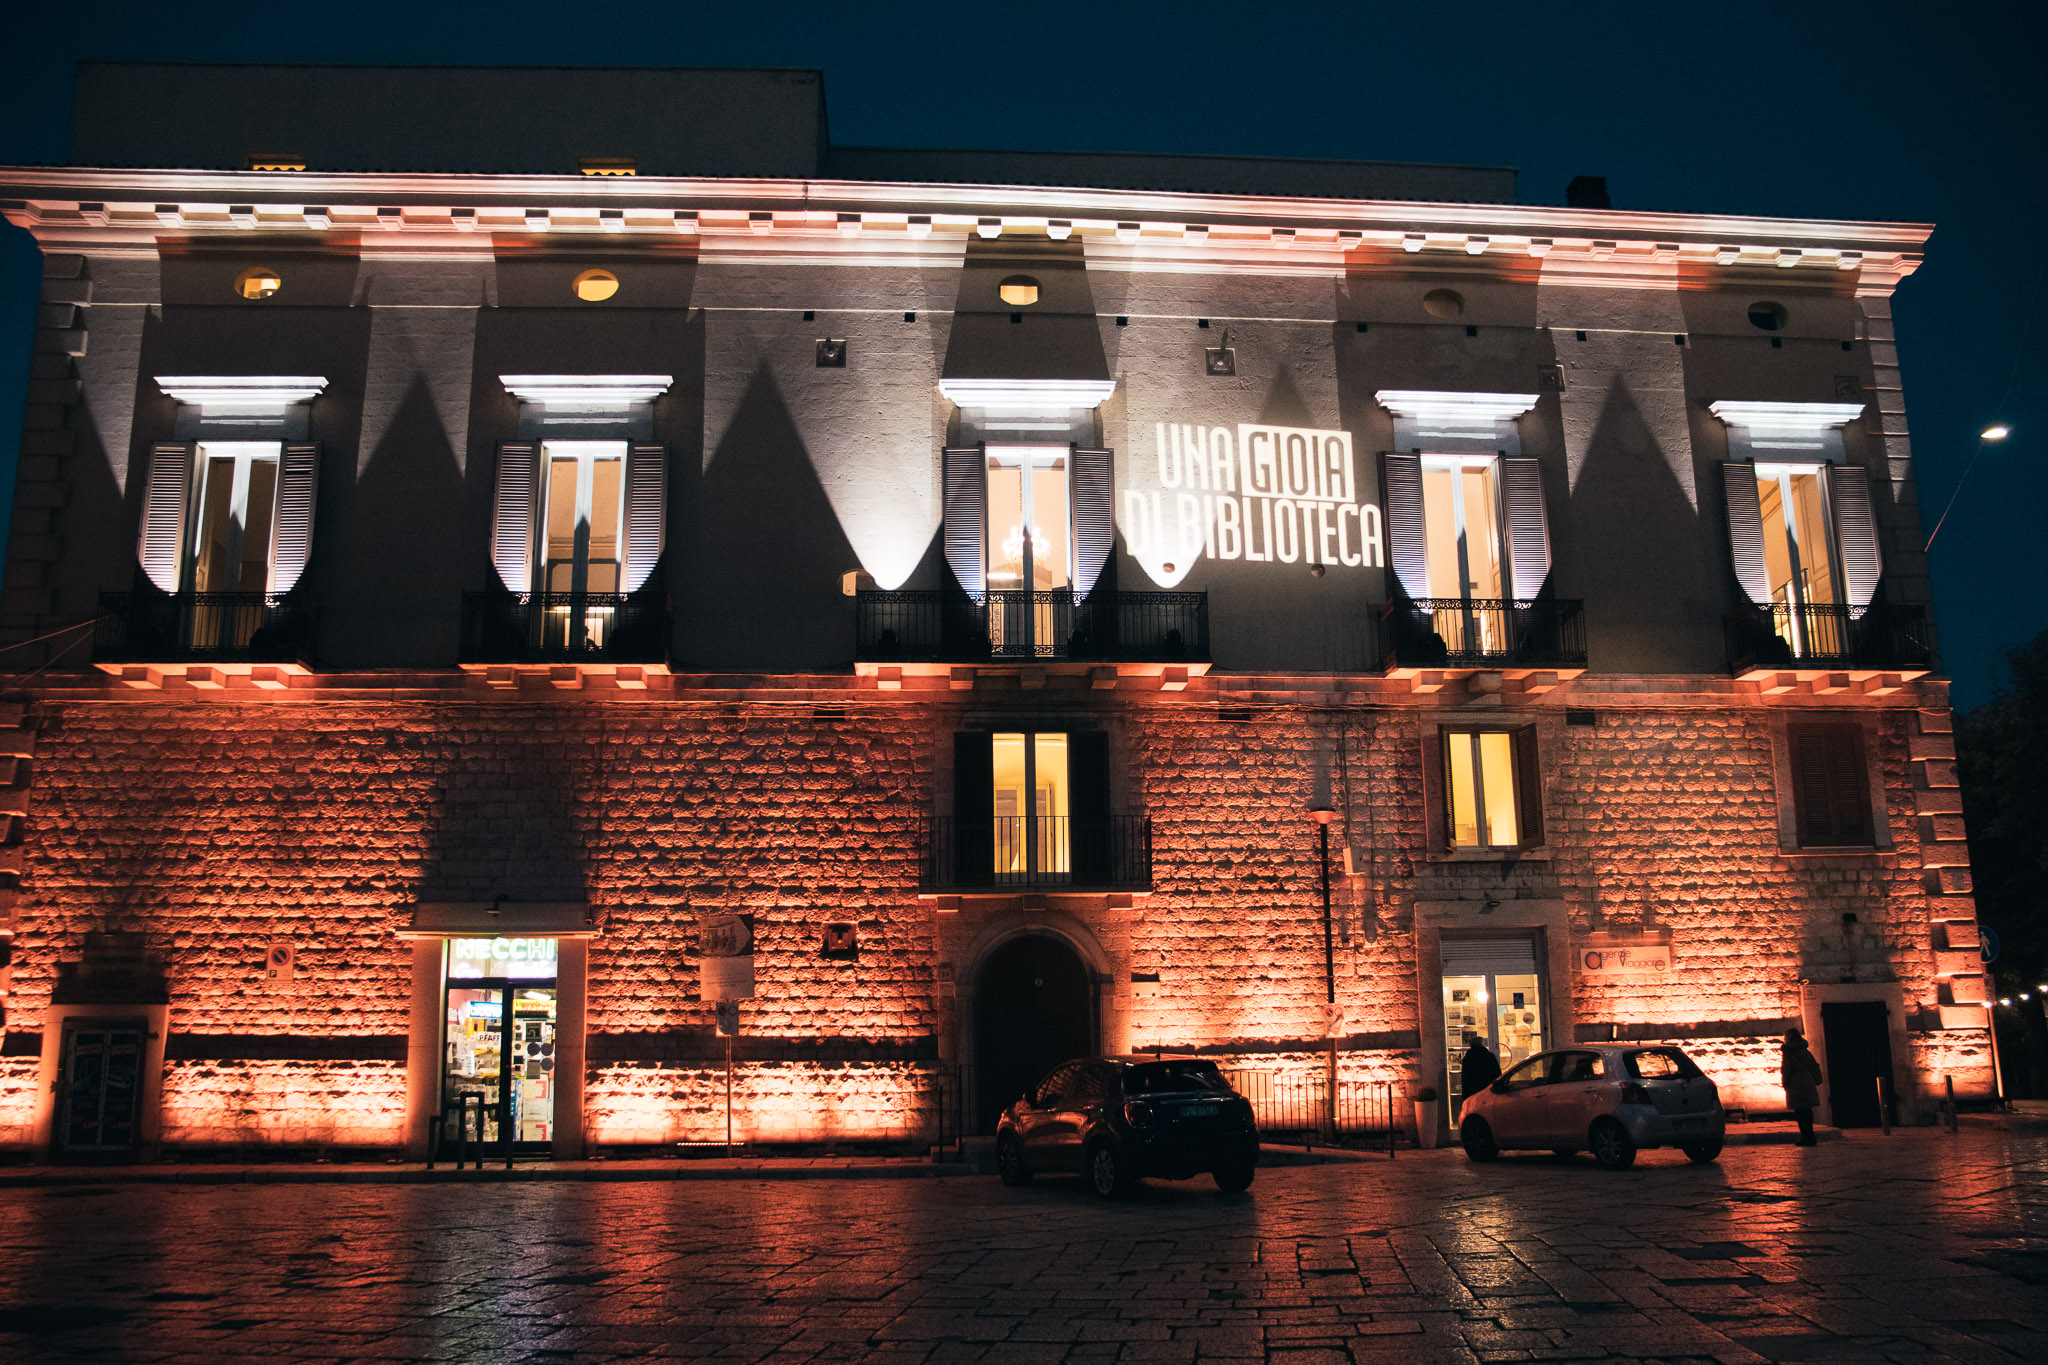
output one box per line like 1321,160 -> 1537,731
1566,176 -> 1612,209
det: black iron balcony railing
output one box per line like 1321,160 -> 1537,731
94,592 -> 311,664
857,589 -> 1208,664
920,815 -> 1153,892
459,591 -> 669,665
1380,597 -> 1587,670
1725,602 -> 1933,674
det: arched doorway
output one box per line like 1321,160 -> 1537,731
972,933 -> 1094,1132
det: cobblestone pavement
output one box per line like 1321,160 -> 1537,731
3,1130 -> 2046,1363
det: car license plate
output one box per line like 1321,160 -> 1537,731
1182,1103 -> 1220,1118
1671,1115 -> 1709,1130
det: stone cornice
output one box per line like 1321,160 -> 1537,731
0,166 -> 1930,292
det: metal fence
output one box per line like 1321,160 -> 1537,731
920,815 -> 1152,891
1221,1069 -> 1406,1153
459,591 -> 669,665
1725,602 -> 1933,673
1381,597 -> 1587,670
856,589 -> 1210,664
94,591 -> 308,664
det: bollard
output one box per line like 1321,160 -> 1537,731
1876,1076 -> 1890,1135
1945,1074 -> 1959,1133
426,1114 -> 442,1170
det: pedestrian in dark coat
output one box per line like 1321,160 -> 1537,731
1460,1031 -> 1502,1113
1781,1028 -> 1825,1146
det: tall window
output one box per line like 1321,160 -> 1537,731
1756,464 -> 1841,655
189,442 -> 280,593
991,732 -> 1069,876
541,441 -> 625,649
1440,726 -> 1542,852
1421,456 -> 1504,654
985,447 -> 1072,655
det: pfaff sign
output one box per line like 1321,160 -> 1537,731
1124,423 -> 1384,576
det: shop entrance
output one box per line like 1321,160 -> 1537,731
443,937 -> 560,1152
1441,935 -> 1547,1116
56,1020 -> 144,1159
1820,1001 -> 1897,1128
972,934 -> 1093,1133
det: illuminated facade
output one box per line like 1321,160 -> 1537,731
0,65 -> 1990,1160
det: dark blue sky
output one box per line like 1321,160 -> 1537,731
2,2 -> 2039,707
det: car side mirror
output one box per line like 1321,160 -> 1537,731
1490,1080 -> 1510,1094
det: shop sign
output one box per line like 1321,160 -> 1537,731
1577,943 -> 1673,977
1124,423 -> 1384,580
449,936 -> 558,981
700,912 -> 756,1002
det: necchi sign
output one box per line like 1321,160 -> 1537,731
699,912 -> 756,1002
1123,423 -> 1384,576
1577,943 -> 1674,977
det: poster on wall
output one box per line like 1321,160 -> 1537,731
699,912 -> 756,1001
1122,423 -> 1384,585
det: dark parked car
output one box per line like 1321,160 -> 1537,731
996,1056 -> 1259,1197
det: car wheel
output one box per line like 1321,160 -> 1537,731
1088,1141 -> 1130,1199
1461,1117 -> 1499,1162
996,1135 -> 1032,1186
1590,1119 -> 1637,1170
1682,1138 -> 1724,1164
1212,1165 -> 1255,1193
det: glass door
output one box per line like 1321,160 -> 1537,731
985,447 -> 1071,656
443,937 -> 561,1154
1442,968 -> 1546,1116
58,1022 -> 144,1157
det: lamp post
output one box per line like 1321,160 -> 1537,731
1924,424 -> 2012,552
1308,804 -> 1338,1141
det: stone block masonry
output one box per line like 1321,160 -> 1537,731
0,680 -> 1989,1151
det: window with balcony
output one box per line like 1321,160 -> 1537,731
1434,725 -> 1543,853
933,730 -> 1147,889
541,441 -> 626,650
191,442 -> 282,594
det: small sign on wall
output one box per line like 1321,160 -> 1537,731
264,942 -> 295,983
699,912 -> 756,1002
1577,943 -> 1673,977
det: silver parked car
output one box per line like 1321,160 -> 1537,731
1458,1045 -> 1725,1169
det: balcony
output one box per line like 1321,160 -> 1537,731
459,591 -> 670,673
1379,597 -> 1588,674
919,815 -> 1153,893
94,592 -> 313,684
857,590 -> 1208,667
1725,603 -> 1933,682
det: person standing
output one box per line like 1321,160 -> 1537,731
1781,1028 -> 1825,1146
1460,1030 -> 1502,1115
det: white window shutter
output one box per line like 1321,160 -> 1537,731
1069,445 -> 1115,601
1380,452 -> 1428,600
622,443 -> 667,594
269,442 -> 319,595
491,442 -> 540,593
1721,462 -> 1771,606
1830,464 -> 1883,615
139,442 -> 195,592
1499,456 -> 1551,600
942,445 -> 987,595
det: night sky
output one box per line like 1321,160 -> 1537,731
1,2 -> 2039,708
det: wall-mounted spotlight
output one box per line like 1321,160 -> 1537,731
816,339 -> 847,368
1205,328 -> 1236,376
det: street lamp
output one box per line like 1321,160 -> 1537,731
1308,804 -> 1338,1140
1924,424 -> 2013,552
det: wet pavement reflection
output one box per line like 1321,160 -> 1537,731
2,1131 -> 2046,1361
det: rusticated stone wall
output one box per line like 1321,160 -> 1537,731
0,685 -> 1991,1150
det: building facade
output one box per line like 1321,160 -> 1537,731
0,65 -> 1989,1161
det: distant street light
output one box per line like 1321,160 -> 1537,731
1924,424 -> 2013,552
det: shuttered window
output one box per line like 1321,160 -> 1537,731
1724,459 -> 1883,616
942,446 -> 988,595
491,440 -> 667,596
1381,452 -> 1428,601
135,440 -> 320,595
491,441 -> 541,593
1069,447 -> 1115,601
952,729 -> 1113,883
1499,456 -> 1551,599
1787,723 -> 1871,846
